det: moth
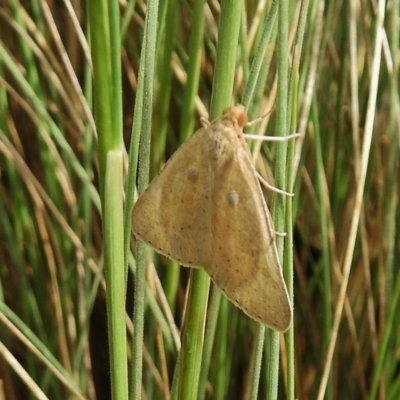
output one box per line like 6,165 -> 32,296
132,105 -> 292,331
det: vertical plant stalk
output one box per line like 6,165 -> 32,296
87,0 -> 127,398
209,0 -> 243,117
242,0 -> 278,109
180,0 -> 206,141
284,2 -> 309,398
104,150 -> 127,400
87,0 -> 113,197
151,0 -> 178,175
284,70 -> 299,400
268,0 -> 290,399
130,0 -> 159,398
178,271 -> 210,399
295,0 -> 325,177
197,289 -> 222,400
178,1 -> 243,399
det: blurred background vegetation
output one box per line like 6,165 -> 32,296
0,0 -> 399,399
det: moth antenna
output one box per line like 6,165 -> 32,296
243,132 -> 301,142
200,116 -> 210,127
245,106 -> 276,126
256,172 -> 294,197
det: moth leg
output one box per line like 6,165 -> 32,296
243,132 -> 301,142
256,172 -> 294,197
245,106 -> 275,126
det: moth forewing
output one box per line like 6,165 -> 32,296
132,127 -> 213,268
205,139 -> 291,331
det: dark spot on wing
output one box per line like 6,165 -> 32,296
226,190 -> 239,206
187,166 -> 198,181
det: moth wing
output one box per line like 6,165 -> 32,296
132,128 -> 213,267
206,150 -> 292,331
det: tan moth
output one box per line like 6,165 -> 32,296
132,105 -> 292,332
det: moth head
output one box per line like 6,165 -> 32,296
222,105 -> 248,128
